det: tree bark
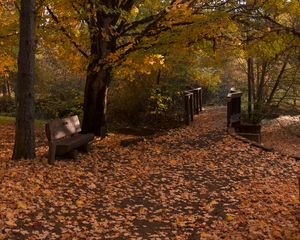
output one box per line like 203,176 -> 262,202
82,63 -> 111,137
6,79 -> 11,98
2,80 -> 7,97
81,15 -> 116,137
255,61 -> 267,110
12,0 -> 36,160
247,57 -> 254,117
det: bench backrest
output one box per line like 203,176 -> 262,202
45,115 -> 81,141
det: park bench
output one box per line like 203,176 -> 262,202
227,90 -> 261,143
45,115 -> 94,164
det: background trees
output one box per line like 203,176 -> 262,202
0,0 -> 299,159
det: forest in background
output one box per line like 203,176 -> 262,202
0,0 -> 299,127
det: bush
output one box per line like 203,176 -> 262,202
35,95 -> 83,120
0,96 -> 15,114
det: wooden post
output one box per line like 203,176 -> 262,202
227,97 -> 232,127
194,87 -> 202,113
190,93 -> 194,121
199,87 -> 203,112
193,89 -> 199,114
184,93 -> 192,125
227,91 -> 243,128
48,141 -> 56,164
298,176 -> 300,202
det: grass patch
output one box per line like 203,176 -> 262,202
0,116 -> 46,127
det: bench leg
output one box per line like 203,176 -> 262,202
48,142 -> 56,164
69,149 -> 79,160
79,143 -> 91,153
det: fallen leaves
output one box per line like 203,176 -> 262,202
226,215 -> 234,221
17,201 -> 27,209
75,199 -> 85,207
0,107 -> 299,239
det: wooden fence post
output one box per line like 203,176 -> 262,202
227,97 -> 232,127
192,89 -> 199,114
189,93 -> 194,121
184,88 -> 202,125
199,87 -> 203,112
184,92 -> 193,125
227,91 -> 243,127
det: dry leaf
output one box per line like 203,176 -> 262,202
17,201 -> 27,209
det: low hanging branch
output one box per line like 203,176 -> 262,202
267,58 -> 289,104
0,32 -> 18,39
46,6 -> 89,59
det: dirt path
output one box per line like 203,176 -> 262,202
0,108 -> 299,239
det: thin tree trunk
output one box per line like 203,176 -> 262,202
157,69 -> 161,85
267,59 -> 288,104
2,80 -> 7,97
6,79 -> 11,98
247,57 -> 254,117
12,0 -> 36,160
276,65 -> 298,107
255,61 -> 267,109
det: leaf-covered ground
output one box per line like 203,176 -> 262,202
0,107 -> 299,239
262,115 -> 300,157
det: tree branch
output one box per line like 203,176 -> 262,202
46,6 -> 89,59
0,32 -> 18,39
259,12 -> 300,38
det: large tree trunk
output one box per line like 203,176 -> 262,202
12,0 -> 36,160
82,62 -> 111,137
81,17 -> 115,137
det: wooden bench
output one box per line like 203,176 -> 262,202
45,115 -> 94,164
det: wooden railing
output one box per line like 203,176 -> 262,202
184,87 -> 203,125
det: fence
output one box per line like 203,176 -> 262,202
184,87 -> 203,125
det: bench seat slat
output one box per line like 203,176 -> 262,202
55,133 -> 94,155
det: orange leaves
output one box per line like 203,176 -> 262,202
131,159 -> 140,165
114,54 -> 165,81
5,209 -> 16,227
204,199 -> 219,213
87,183 -> 97,190
43,189 -> 52,197
0,54 -> 16,77
17,201 -> 28,210
226,215 -> 234,221
75,199 -> 85,207
138,207 -> 146,215
170,159 -> 177,165
0,107 -> 300,238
